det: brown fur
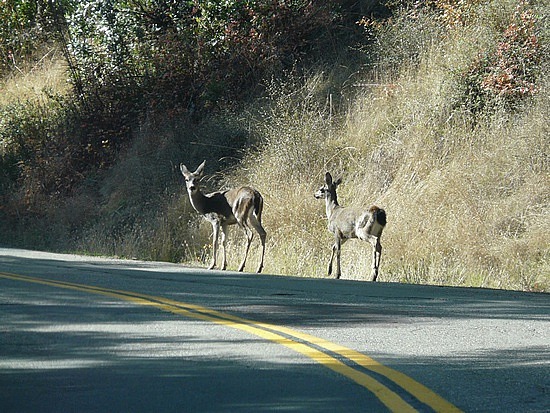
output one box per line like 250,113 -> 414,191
181,161 -> 266,273
315,172 -> 386,281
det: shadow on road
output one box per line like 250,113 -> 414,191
1,251 -> 549,413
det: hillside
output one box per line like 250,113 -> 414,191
0,0 -> 548,291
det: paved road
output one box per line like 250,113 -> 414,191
0,248 -> 548,412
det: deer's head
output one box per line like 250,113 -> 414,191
314,172 -> 341,202
180,160 -> 206,194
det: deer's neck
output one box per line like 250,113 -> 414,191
188,188 -> 233,219
188,190 -> 211,215
325,194 -> 339,219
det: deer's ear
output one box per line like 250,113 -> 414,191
325,172 -> 333,185
180,163 -> 190,176
195,160 -> 206,177
333,177 -> 342,186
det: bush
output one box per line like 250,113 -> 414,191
65,0 -> 339,114
0,1 -> 73,76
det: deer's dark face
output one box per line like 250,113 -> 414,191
314,172 -> 341,200
314,184 -> 329,199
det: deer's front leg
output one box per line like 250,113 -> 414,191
220,223 -> 228,270
328,243 -> 337,276
370,237 -> 382,282
209,221 -> 220,270
334,237 -> 342,279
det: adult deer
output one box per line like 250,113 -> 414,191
180,160 -> 266,273
315,172 -> 386,281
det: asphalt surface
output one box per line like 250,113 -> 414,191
0,248 -> 549,412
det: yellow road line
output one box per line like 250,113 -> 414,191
0,272 -> 462,413
148,294 -> 462,413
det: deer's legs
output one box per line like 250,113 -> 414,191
249,214 -> 266,273
328,237 -> 342,279
334,238 -> 342,279
209,221 -> 220,270
370,237 -> 382,282
328,244 -> 336,276
220,224 -> 228,270
237,221 -> 253,272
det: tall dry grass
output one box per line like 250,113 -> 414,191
225,81 -> 548,289
0,48 -> 69,106
219,0 -> 549,291
2,1 -> 547,292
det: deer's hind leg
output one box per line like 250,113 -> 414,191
234,200 -> 254,272
237,221 -> 253,272
220,223 -> 229,270
249,214 -> 266,273
369,236 -> 382,282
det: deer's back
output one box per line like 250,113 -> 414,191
223,186 -> 262,221
329,207 -> 362,239
330,206 -> 385,239
223,186 -> 260,206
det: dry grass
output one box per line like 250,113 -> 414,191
217,1 -> 549,291
227,79 -> 548,290
0,47 -> 70,105
2,2 -> 547,292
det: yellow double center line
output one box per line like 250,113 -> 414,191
0,271 -> 462,413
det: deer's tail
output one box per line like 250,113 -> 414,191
375,207 -> 387,227
253,191 -> 264,223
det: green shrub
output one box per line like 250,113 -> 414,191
0,0 -> 73,76
461,1 -> 544,112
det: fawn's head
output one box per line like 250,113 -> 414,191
314,172 -> 341,202
180,160 -> 206,194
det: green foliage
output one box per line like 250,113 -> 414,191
0,99 -> 58,198
1,0 -> 342,201
361,0 -> 547,114
0,95 -> 89,208
461,1 -> 544,112
65,0 -> 338,114
0,0 -> 39,74
0,0 -> 74,76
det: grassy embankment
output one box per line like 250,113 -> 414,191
1,0 -> 548,291
219,0 -> 549,290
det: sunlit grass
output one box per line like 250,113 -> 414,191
215,0 -> 549,291
0,48 -> 70,105
2,1 -> 547,292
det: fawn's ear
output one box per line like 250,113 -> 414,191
180,163 -> 190,177
195,160 -> 206,177
325,172 -> 333,185
333,177 -> 342,187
